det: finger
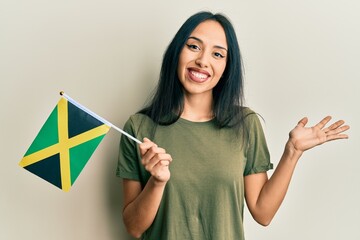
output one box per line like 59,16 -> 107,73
143,137 -> 158,146
142,145 -> 166,164
149,160 -> 171,180
325,124 -> 350,136
323,120 -> 345,133
315,116 -> 332,129
139,142 -> 154,156
153,160 -> 171,169
325,133 -> 349,142
153,160 -> 171,173
139,138 -> 158,156
142,147 -> 167,165
147,153 -> 172,165
145,153 -> 172,171
159,160 -> 171,167
297,117 -> 308,127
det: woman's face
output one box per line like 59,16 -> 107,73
177,20 -> 228,97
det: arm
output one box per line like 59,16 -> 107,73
122,138 -> 172,238
245,116 -> 350,226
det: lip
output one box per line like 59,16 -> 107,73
187,67 -> 211,83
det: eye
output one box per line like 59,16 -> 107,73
186,44 -> 201,51
214,52 -> 225,59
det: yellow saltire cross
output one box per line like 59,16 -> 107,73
19,98 -> 110,192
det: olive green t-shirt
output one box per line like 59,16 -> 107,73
117,110 -> 273,240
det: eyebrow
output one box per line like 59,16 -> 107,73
187,36 -> 228,52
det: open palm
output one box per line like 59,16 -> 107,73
289,116 -> 350,153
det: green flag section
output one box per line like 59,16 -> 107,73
19,97 -> 110,192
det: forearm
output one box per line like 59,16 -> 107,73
123,177 -> 166,238
247,116 -> 349,226
252,141 -> 302,225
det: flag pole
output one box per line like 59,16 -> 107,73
60,91 -> 142,144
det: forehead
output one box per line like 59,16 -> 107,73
189,20 -> 227,47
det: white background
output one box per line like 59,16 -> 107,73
1,0 -> 359,239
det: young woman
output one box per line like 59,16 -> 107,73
116,11 -> 349,239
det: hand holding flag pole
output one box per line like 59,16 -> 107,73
19,91 -> 142,192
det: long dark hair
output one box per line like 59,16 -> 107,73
139,11 -> 246,130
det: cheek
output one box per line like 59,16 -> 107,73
215,63 -> 227,78
177,61 -> 184,80
177,54 -> 193,80
177,52 -> 186,75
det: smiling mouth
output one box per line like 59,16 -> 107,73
188,69 -> 210,83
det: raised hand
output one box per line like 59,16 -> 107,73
288,116 -> 350,153
139,138 -> 172,184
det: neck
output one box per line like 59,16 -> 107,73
181,93 -> 214,122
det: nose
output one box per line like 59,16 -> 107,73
195,52 -> 209,68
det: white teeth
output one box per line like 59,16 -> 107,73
190,71 -> 208,79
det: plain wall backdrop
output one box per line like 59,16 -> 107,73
1,0 -> 359,239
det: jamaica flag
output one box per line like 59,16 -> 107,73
19,97 -> 110,192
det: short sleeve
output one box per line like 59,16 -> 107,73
116,117 -> 141,180
243,113 -> 273,176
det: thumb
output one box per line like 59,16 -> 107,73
142,137 -> 157,147
297,117 -> 308,127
